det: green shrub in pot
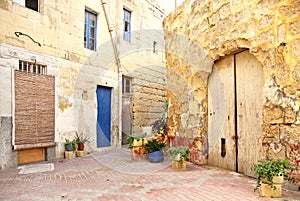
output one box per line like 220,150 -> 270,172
252,159 -> 297,191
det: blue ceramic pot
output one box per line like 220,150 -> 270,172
65,144 -> 74,151
149,150 -> 164,163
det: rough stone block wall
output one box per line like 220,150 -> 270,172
164,0 -> 300,171
131,64 -> 166,135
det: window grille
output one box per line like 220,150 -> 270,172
18,60 -> 47,75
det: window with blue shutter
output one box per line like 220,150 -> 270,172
84,10 -> 97,51
123,8 -> 131,42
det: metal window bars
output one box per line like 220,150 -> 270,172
18,60 -> 47,75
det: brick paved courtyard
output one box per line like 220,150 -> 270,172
0,149 -> 299,201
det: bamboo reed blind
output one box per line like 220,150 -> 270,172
14,70 -> 55,150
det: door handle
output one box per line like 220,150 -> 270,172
232,135 -> 239,140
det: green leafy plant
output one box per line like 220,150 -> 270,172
127,134 -> 146,148
64,138 -> 76,151
74,132 -> 90,144
252,159 -> 297,191
168,146 -> 190,168
74,132 -> 90,151
144,139 -> 166,153
168,146 -> 190,161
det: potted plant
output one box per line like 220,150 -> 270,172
144,139 -> 166,163
168,146 -> 190,170
252,159 -> 297,198
127,134 -> 147,160
74,132 -> 90,151
127,134 -> 146,148
64,138 -> 76,151
64,138 -> 76,160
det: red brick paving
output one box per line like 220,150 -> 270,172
0,149 -> 299,201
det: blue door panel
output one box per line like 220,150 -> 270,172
96,86 -> 111,147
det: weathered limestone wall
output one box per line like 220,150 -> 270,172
0,0 -> 166,168
0,117 -> 16,170
164,0 -> 300,166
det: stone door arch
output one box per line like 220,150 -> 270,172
208,50 -> 264,176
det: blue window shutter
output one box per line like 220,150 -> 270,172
87,12 -> 91,49
123,9 -> 126,40
85,10 -> 97,51
128,11 -> 131,42
123,8 -> 131,42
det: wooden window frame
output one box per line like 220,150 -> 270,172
122,75 -> 132,94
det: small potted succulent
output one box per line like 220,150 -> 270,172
168,146 -> 190,170
64,138 -> 76,151
144,139 -> 166,163
74,132 -> 90,151
252,159 -> 297,198
64,138 -> 76,160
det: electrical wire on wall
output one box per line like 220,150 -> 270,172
15,32 -> 41,47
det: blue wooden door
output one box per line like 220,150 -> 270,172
96,86 -> 112,147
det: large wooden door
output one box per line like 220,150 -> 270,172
236,51 -> 263,176
208,50 -> 263,176
208,55 -> 236,171
96,86 -> 112,147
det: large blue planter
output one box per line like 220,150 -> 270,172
149,150 -> 164,163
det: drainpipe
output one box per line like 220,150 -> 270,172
101,0 -> 122,148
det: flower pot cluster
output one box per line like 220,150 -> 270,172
128,134 -> 167,162
127,134 -> 192,170
252,159 -> 298,198
64,132 -> 90,160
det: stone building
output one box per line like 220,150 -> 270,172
0,0 -> 167,169
164,0 -> 300,177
